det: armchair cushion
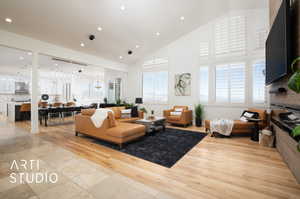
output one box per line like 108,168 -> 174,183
167,116 -> 181,121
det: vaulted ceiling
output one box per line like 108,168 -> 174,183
0,0 -> 267,64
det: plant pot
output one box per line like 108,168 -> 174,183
195,117 -> 202,127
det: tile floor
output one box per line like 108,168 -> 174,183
0,119 -> 176,199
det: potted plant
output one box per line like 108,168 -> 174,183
139,107 -> 147,119
288,57 -> 300,93
194,104 -> 203,127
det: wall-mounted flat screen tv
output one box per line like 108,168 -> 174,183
266,0 -> 292,85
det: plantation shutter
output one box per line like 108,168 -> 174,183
215,63 -> 245,103
215,65 -> 229,102
229,16 -> 246,53
215,15 -> 246,56
255,29 -> 267,50
215,18 -> 229,55
230,63 -> 245,103
200,42 -> 209,58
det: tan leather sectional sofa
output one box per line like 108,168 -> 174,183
75,107 -> 145,148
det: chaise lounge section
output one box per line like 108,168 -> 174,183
75,109 -> 145,148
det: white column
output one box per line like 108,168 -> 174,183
31,52 -> 39,134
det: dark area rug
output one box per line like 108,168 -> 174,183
92,128 -> 207,168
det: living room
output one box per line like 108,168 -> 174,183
1,0 -> 300,199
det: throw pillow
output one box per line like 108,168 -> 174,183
174,108 -> 183,112
107,112 -> 116,127
170,111 -> 182,116
131,106 -> 139,117
240,111 -> 259,122
121,109 -> 131,119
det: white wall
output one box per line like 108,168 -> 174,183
126,9 -> 269,120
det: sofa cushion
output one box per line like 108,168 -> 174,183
233,120 -> 253,129
240,111 -> 259,122
120,109 -> 131,118
105,123 -> 145,138
81,109 -> 96,116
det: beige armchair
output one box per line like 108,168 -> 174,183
163,106 -> 193,127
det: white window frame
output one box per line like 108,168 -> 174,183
215,62 -> 246,104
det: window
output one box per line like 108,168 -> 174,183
215,15 -> 246,56
143,71 -> 168,103
230,63 -> 245,103
215,63 -> 245,103
0,75 -> 15,94
253,60 -> 266,103
255,29 -> 267,50
200,42 -> 209,58
199,67 -> 209,102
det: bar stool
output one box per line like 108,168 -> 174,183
20,103 -> 31,121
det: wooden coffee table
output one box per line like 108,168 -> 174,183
135,117 -> 166,134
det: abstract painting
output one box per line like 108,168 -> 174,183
175,73 -> 191,96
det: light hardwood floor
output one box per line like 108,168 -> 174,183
11,118 -> 300,199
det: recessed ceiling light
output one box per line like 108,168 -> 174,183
120,5 -> 126,10
80,43 -> 85,47
97,27 -> 103,31
156,32 -> 160,36
180,16 -> 185,21
119,56 -> 123,59
54,63 -> 58,66
5,18 -> 12,23
27,52 -> 32,56
135,45 -> 140,49
19,56 -> 24,60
